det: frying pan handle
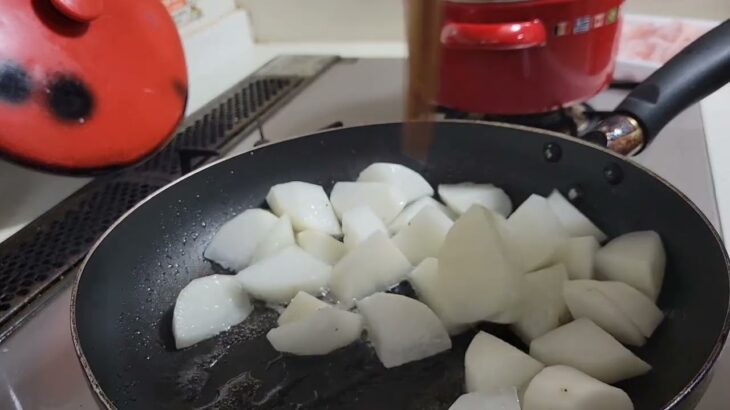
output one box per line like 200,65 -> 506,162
588,19 -> 730,155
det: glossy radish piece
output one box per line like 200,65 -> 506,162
267,308 -> 363,355
523,365 -> 634,410
595,231 -> 666,301
552,236 -> 600,280
251,215 -> 295,263
330,181 -> 407,224
173,275 -> 253,349
511,264 -> 570,343
547,190 -> 607,242
266,181 -> 341,235
506,194 -> 569,272
393,206 -> 453,265
330,231 -> 412,308
465,331 -> 544,394
341,206 -> 387,250
408,258 -> 471,334
388,196 -> 454,235
438,183 -> 513,217
236,246 -> 332,304
203,208 -> 278,271
438,206 -> 522,323
277,290 -> 330,326
296,230 -> 345,265
357,292 -> 451,368
530,318 -> 651,384
448,389 -> 520,410
563,280 -> 646,346
357,162 -> 434,204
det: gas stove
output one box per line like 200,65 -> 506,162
0,56 -> 726,409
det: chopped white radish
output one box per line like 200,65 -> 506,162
267,307 -> 363,355
563,280 -> 646,346
330,182 -> 407,224
449,389 -> 521,410
251,215 -> 295,263
173,275 -> 253,349
438,183 -> 513,217
465,331 -> 544,394
297,230 -> 345,265
547,190 -> 607,242
595,231 -> 666,301
330,231 -> 412,308
552,236 -> 600,280
357,292 -> 451,368
277,291 -> 330,326
438,206 -> 522,323
341,206 -> 387,250
236,246 -> 332,304
266,181 -> 341,235
587,281 -> 664,338
511,264 -> 570,343
408,258 -> 470,334
357,162 -> 434,203
506,194 -> 569,271
203,208 -> 278,271
393,206 -> 453,265
523,365 -> 634,410
388,196 -> 454,235
530,318 -> 651,384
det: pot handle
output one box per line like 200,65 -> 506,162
441,20 -> 547,50
587,19 -> 730,155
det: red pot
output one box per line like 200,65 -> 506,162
438,0 -> 625,115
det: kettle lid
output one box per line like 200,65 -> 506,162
0,0 -> 187,173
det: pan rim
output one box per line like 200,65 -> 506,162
70,119 -> 730,410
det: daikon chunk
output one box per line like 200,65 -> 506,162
266,181 -> 341,235
511,264 -> 570,343
236,246 -> 332,304
203,208 -> 278,271
267,308 -> 363,355
506,194 -> 569,271
342,206 -> 387,250
251,215 -> 295,263
530,318 -> 651,384
523,365 -> 634,410
329,231 -> 412,308
173,275 -> 253,349
357,162 -> 434,203
438,183 -> 513,217
547,190 -> 607,242
388,196 -> 454,235
357,292 -> 451,368
297,230 -> 345,265
277,291 -> 330,326
393,206 -> 453,265
595,231 -> 666,301
330,182 -> 407,224
563,280 -> 646,346
465,331 -> 544,394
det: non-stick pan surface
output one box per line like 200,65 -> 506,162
73,121 -> 730,410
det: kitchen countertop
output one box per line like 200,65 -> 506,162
0,9 -> 728,409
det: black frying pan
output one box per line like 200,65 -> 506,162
72,21 -> 730,410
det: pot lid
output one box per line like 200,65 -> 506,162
0,0 -> 187,173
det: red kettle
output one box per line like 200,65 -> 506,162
0,0 -> 187,174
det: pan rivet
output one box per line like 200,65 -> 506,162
543,142 -> 562,162
567,186 -> 584,204
603,163 -> 624,185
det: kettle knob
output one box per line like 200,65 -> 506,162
50,0 -> 103,22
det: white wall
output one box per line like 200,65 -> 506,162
235,0 -> 728,43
